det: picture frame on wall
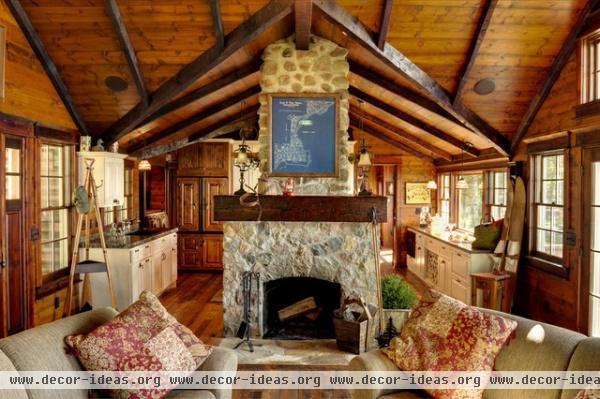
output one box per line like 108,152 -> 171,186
405,182 -> 431,204
268,93 -> 339,177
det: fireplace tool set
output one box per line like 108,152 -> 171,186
235,271 -> 261,352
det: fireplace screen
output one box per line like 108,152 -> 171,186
263,277 -> 342,339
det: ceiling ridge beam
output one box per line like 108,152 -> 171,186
453,0 -> 498,106
209,0 -> 225,50
6,0 -> 89,135
128,86 -> 260,153
105,0 -> 149,107
137,59 -> 261,128
313,0 -> 510,156
349,86 -> 479,157
295,0 -> 313,50
349,107 -> 452,160
101,0 -> 293,144
510,0 -> 600,152
350,122 -> 431,159
377,0 -> 393,50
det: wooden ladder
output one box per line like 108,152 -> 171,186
64,158 -> 117,317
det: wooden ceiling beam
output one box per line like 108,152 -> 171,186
349,87 -> 480,157
349,121 -> 431,159
209,0 -> 225,50
128,86 -> 260,153
511,0 -> 600,152
101,0 -> 293,145
313,0 -> 510,156
105,0 -> 149,107
349,107 -> 452,160
5,0 -> 89,135
137,59 -> 261,128
295,0 -> 313,50
377,0 -> 393,50
453,0 -> 497,106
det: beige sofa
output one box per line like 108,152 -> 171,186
350,309 -> 600,399
0,308 -> 237,399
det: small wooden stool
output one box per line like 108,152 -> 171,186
471,272 -> 510,311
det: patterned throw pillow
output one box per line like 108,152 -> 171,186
382,289 -> 517,399
65,291 -> 213,399
576,389 -> 600,398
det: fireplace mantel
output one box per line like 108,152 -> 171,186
214,195 -> 388,223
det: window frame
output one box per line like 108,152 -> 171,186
438,173 -> 452,222
455,171 -> 484,233
580,30 -> 600,105
485,169 -> 509,222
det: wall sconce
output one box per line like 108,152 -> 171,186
233,139 -> 260,195
426,180 -> 438,190
138,159 -> 151,171
357,139 -> 373,196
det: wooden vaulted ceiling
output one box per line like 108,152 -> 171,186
7,0 -> 596,161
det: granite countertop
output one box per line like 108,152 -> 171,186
407,226 -> 492,254
87,228 -> 178,249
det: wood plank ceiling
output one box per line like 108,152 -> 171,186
8,0 -> 591,161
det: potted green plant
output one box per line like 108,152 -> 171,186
381,274 -> 417,330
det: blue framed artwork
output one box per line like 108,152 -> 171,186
268,93 -> 339,177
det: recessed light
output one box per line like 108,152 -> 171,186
105,75 -> 128,92
473,78 -> 495,95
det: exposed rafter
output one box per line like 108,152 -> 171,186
313,0 -> 510,156
350,107 -> 452,160
101,0 -> 293,145
6,0 -> 89,135
295,0 -> 313,50
377,0 -> 393,50
105,0 -> 149,107
350,122 -> 431,159
511,0 -> 600,152
209,0 -> 225,50
136,60 -> 261,128
349,87 -> 480,157
453,0 -> 497,106
128,87 -> 260,153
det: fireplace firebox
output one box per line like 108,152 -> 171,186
262,277 -> 342,339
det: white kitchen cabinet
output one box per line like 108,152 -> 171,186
77,151 -> 127,208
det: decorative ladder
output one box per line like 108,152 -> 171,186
64,158 -> 117,317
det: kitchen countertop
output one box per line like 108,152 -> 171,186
407,226 -> 492,254
87,228 -> 178,249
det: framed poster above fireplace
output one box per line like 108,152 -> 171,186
268,93 -> 339,177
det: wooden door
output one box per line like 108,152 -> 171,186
0,136 -> 27,336
202,235 -> 223,269
203,178 -> 227,232
177,178 -> 199,231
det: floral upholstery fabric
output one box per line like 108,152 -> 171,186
65,291 -> 213,399
382,290 -> 517,399
576,390 -> 600,399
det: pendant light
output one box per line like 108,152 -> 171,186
456,143 -> 471,190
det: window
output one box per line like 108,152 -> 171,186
439,174 -> 451,222
532,152 -> 565,261
581,31 -> 600,104
457,174 -> 483,232
40,143 -> 73,276
486,170 -> 508,221
121,165 -> 134,221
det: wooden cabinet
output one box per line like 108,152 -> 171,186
78,151 -> 127,208
178,234 -> 223,270
177,178 -> 200,231
177,142 -> 230,177
203,178 -> 227,232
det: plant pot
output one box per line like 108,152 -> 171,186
382,308 -> 411,331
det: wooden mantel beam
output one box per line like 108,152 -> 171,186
350,121 -> 431,159
101,0 -> 293,145
511,0 -> 600,152
105,0 -> 149,107
313,0 -> 510,156
377,0 -> 393,50
453,0 -> 497,106
128,86 -> 260,153
349,87 -> 480,157
6,0 -> 89,135
209,0 -> 225,50
295,0 -> 313,50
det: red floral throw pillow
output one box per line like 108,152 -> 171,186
576,389 -> 600,398
382,289 -> 517,399
65,291 -> 213,399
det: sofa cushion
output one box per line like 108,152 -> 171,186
166,390 -> 216,399
383,290 -> 517,399
561,338 -> 600,399
0,307 -> 117,399
380,391 -> 431,399
480,310 -> 586,399
0,349 -> 28,399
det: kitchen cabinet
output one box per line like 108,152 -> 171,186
178,233 -> 223,270
177,142 -> 230,177
177,178 -> 200,231
203,178 -> 228,232
77,151 -> 127,208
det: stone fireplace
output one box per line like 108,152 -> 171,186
220,35 -> 381,339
